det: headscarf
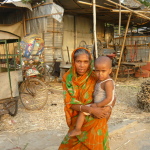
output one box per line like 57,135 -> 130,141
62,47 -> 96,127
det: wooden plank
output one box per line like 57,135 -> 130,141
44,46 -> 62,49
115,13 -> 132,81
26,13 -> 63,21
47,30 -> 63,33
114,36 -> 150,39
77,0 -> 112,10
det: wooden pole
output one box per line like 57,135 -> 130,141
106,0 -> 150,21
26,13 -> 63,21
23,14 -> 27,36
114,13 -> 132,82
0,5 -> 22,9
112,9 -> 150,14
74,16 -> 77,49
78,0 -> 112,10
93,0 -> 98,58
118,0 -> 121,37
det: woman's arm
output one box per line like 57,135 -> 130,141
71,104 -> 111,119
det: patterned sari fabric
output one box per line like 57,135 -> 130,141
59,48 -> 110,150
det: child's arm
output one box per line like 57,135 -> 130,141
95,80 -> 114,107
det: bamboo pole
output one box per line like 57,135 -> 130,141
0,5 -> 22,9
23,14 -> 27,36
112,9 -> 150,14
77,0 -> 112,10
106,0 -> 150,21
114,13 -> 132,82
118,0 -> 121,37
32,2 -> 53,8
26,13 -> 63,21
93,0 -> 98,58
74,16 -> 77,49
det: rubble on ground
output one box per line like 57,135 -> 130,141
137,80 -> 150,112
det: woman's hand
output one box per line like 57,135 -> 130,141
90,106 -> 112,119
90,103 -> 97,107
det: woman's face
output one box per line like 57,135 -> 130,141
74,53 -> 90,76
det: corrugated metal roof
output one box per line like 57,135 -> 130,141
54,0 -> 142,10
53,0 -> 150,26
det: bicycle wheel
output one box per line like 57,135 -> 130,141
20,78 -> 48,110
4,98 -> 18,116
37,63 -> 45,79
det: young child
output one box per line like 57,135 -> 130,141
69,56 -> 115,137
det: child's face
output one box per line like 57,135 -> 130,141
94,62 -> 112,81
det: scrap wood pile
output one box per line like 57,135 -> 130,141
137,80 -> 150,112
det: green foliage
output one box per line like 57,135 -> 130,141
137,0 -> 150,7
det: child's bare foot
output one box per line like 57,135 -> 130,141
69,129 -> 81,137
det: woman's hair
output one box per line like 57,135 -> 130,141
74,48 -> 91,60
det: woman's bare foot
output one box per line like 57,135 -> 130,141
69,129 -> 81,137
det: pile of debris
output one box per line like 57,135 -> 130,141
137,80 -> 150,112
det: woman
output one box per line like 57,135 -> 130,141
59,48 -> 113,150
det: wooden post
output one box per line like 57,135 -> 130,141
74,16 -> 77,49
23,14 -> 27,36
114,13 -> 132,82
118,0 -> 121,38
93,0 -> 98,58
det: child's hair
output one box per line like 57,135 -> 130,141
95,56 -> 112,68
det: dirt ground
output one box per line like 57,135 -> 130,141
0,77 -> 150,150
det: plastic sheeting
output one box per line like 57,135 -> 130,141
26,3 -> 64,34
2,0 -> 32,10
0,22 -> 24,38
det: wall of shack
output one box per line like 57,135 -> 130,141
62,15 -> 104,62
31,13 -> 105,64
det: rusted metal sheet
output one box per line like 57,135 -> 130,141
114,36 -> 150,62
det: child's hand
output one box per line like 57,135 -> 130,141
90,103 -> 97,107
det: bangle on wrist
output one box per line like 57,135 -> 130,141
80,105 -> 83,112
108,105 -> 113,109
